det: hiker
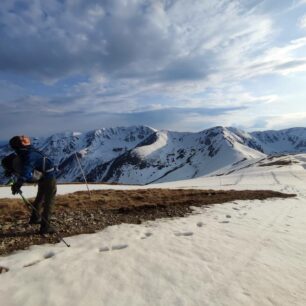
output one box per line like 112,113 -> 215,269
2,135 -> 57,234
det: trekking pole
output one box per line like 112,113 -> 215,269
17,191 -> 71,247
74,152 -> 91,198
7,178 -> 70,247
7,178 -> 70,248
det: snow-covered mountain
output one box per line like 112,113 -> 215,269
230,127 -> 306,154
101,127 -> 265,184
0,126 -> 305,185
0,126 -> 155,184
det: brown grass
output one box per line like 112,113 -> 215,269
0,188 -> 295,255
0,188 -> 295,216
259,160 -> 296,167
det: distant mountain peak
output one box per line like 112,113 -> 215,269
0,125 -> 305,184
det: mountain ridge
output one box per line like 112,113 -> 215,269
0,125 -> 305,185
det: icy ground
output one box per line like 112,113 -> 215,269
0,154 -> 306,306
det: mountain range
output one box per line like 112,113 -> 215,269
0,126 -> 305,185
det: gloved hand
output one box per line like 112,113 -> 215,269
11,181 -> 22,195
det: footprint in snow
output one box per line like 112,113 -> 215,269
141,232 -> 153,239
111,244 -> 128,250
99,244 -> 128,252
0,266 -> 9,274
44,251 -> 56,259
232,207 -> 240,211
220,221 -> 230,224
23,251 -> 56,268
24,260 -> 41,268
197,222 -> 204,227
175,232 -> 194,237
99,246 -> 110,252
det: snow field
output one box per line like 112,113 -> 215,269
1,195 -> 305,306
1,159 -> 306,305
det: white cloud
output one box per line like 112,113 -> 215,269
60,0 -> 306,114
264,112 -> 306,130
1,0 -> 306,136
0,0 -> 274,83
298,14 -> 306,29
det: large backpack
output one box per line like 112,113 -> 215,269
2,150 -> 56,182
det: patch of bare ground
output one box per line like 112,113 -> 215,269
57,181 -> 135,185
259,160 -> 296,167
0,181 -> 132,188
0,189 -> 295,256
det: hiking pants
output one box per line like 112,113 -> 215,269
32,178 -> 57,223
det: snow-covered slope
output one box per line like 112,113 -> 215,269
0,126 -> 305,185
102,127 -> 265,184
1,154 -> 306,306
229,127 -> 306,154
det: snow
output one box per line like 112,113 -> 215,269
134,130 -> 169,159
112,127 -> 266,185
1,155 -> 306,305
251,127 -> 306,154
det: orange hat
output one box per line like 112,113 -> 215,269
9,135 -> 31,149
20,135 -> 31,146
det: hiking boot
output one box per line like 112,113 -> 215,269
39,224 -> 56,235
29,214 -> 41,225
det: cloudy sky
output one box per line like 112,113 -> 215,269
1,0 -> 306,139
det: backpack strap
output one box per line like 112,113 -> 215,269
33,148 -> 55,173
43,156 -> 46,172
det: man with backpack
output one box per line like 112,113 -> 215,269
1,135 -> 57,235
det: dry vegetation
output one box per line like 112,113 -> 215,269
0,188 -> 295,255
259,160 -> 296,167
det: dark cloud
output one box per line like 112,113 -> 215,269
160,55 -> 214,82
0,105 -> 245,138
0,0 -> 262,84
0,0 -> 179,81
0,0 -> 305,138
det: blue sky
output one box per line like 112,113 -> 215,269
0,0 -> 306,138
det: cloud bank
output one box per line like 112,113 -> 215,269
0,0 -> 306,138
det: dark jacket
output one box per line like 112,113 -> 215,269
15,146 -> 55,184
